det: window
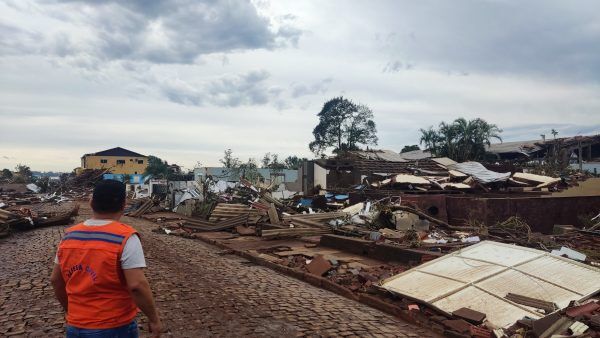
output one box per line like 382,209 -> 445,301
116,160 -> 125,165
137,160 -> 144,164
100,159 -> 108,164
130,159 -> 133,161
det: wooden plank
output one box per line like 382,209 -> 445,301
289,218 -> 329,229
261,228 -> 330,239
267,203 -> 280,225
282,212 -> 348,221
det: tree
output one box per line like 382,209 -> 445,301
419,118 -> 502,162
219,149 -> 241,168
309,97 -> 378,155
261,153 -> 285,170
144,155 -> 169,178
400,145 -> 420,153
283,155 -> 307,169
12,164 -> 32,183
1,168 -> 12,179
233,158 -> 263,183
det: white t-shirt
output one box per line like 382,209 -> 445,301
54,219 -> 146,270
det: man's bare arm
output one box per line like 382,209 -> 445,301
123,268 -> 162,337
50,264 -> 68,311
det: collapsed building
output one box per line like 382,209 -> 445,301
120,144 -> 599,337
3,139 -> 599,337
298,147 -> 600,233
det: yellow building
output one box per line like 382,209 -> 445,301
80,147 -> 148,175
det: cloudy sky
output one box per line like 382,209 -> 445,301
1,0 -> 599,172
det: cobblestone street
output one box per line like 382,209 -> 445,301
0,203 -> 437,337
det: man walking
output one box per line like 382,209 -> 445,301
51,180 -> 162,337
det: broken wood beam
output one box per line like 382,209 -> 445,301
261,227 -> 330,239
267,203 -> 280,225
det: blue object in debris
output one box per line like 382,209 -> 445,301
334,194 -> 349,200
324,192 -> 334,199
298,198 -> 313,207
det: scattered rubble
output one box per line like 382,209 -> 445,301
0,177 -> 88,238
4,153 -> 598,337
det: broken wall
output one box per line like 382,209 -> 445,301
446,195 -> 600,233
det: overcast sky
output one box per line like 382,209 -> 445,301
1,0 -> 599,172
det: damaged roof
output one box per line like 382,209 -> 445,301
486,140 -> 544,156
399,149 -> 432,160
346,149 -> 408,162
380,241 -> 600,328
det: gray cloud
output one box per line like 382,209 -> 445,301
157,70 -> 278,107
207,70 -> 274,107
382,60 -> 414,73
377,0 -> 600,81
291,78 -> 333,98
3,0 -> 301,64
502,124 -> 600,142
0,23 -> 42,56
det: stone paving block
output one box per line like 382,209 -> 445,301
0,203 -> 440,337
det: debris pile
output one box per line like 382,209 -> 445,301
133,160 -> 598,337
0,202 -> 79,237
50,169 -> 108,200
366,161 -> 574,194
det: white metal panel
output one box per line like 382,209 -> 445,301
457,242 -> 542,266
393,174 -> 431,185
380,271 -> 464,302
477,269 -> 580,309
380,241 -> 600,328
446,162 -> 511,183
432,286 -> 542,328
419,256 -> 504,283
515,255 -> 600,296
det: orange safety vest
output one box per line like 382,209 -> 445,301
57,221 -> 139,329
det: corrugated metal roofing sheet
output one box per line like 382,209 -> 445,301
446,162 -> 511,184
380,241 -> 600,328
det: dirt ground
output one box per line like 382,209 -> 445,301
0,202 -> 437,337
550,177 -> 600,197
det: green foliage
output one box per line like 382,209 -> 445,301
218,149 -> 263,183
12,164 -> 32,183
283,155 -> 307,169
1,168 -> 12,179
400,145 -> 420,153
419,118 -> 502,162
233,158 -> 263,183
309,97 -> 378,155
261,153 -> 286,170
144,155 -> 170,178
219,149 -> 241,168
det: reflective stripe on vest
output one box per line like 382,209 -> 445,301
58,221 -> 139,329
62,230 -> 125,245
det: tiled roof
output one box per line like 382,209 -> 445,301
84,147 -> 146,157
318,157 -> 448,176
